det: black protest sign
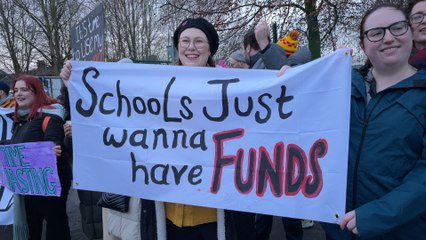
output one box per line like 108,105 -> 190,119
71,4 -> 105,61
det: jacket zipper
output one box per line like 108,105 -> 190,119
351,94 -> 384,239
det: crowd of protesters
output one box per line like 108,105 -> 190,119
0,1 -> 425,240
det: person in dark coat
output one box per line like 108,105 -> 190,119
243,21 -> 288,70
320,3 -> 426,239
10,74 -> 72,240
408,0 -> 426,69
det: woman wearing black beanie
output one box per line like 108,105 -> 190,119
136,17 -> 255,240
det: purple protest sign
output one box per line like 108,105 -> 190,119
0,141 -> 61,197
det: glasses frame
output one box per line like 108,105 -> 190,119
178,37 -> 209,50
409,12 -> 426,25
363,20 -> 409,42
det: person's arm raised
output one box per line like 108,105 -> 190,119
254,21 -> 271,51
60,60 -> 72,88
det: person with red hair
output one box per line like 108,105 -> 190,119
10,74 -> 72,240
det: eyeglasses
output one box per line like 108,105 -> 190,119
409,12 -> 426,25
363,20 -> 409,42
178,38 -> 208,50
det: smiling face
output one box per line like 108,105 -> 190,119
178,28 -> 211,67
410,1 -> 426,49
14,80 -> 35,110
361,7 -> 412,70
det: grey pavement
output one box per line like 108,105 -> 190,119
269,217 -> 325,240
0,188 -> 326,240
68,189 -> 90,240
0,189 -> 88,240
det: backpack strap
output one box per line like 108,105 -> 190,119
42,116 -> 51,134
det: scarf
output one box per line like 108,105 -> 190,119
12,107 -> 31,239
13,194 -> 29,240
409,47 -> 426,70
17,103 -> 65,120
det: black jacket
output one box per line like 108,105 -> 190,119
10,111 -> 72,188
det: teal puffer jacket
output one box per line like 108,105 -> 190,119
324,69 -> 426,240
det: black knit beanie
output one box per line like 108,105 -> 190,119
173,17 -> 219,56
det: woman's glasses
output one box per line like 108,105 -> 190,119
409,12 -> 426,25
363,20 -> 409,42
178,38 -> 208,50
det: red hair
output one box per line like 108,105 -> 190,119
12,74 -> 56,121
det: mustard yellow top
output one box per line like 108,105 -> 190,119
165,203 -> 217,227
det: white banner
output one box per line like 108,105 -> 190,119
70,49 -> 352,224
0,108 -> 15,225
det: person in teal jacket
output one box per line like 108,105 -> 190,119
322,3 -> 426,240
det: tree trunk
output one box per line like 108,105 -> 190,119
305,0 -> 321,59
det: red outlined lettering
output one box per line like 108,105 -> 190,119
210,129 -> 327,199
210,128 -> 244,193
